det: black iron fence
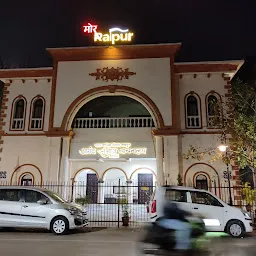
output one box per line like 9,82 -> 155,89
0,181 -> 255,227
0,180 -> 155,227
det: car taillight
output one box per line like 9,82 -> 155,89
151,200 -> 156,214
146,205 -> 149,213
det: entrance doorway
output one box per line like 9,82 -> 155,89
195,174 -> 208,190
20,174 -> 33,186
138,173 -> 153,204
86,173 -> 98,203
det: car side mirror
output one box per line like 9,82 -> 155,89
37,199 -> 48,205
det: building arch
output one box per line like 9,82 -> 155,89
18,172 -> 35,186
10,164 -> 43,185
101,167 -> 128,181
184,92 -> 202,129
61,85 -> 164,131
129,167 -> 157,180
184,163 -> 221,195
193,171 -> 211,191
10,95 -> 27,131
29,95 -> 46,130
73,167 -> 99,180
205,91 -> 222,128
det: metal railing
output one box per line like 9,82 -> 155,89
11,118 -> 24,130
187,116 -> 200,128
0,180 -> 155,228
72,117 -> 155,129
30,118 -> 43,130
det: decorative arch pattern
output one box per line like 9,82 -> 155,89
29,95 -> 46,131
18,172 -> 35,186
205,91 -> 222,128
101,167 -> 128,181
61,85 -> 164,131
193,172 -> 210,191
10,164 -> 43,185
129,167 -> 157,180
73,167 -> 100,180
184,163 -> 221,195
10,95 -> 27,131
184,92 -> 202,129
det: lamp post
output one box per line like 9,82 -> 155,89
218,144 -> 233,206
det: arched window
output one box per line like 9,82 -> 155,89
195,174 -> 208,190
29,97 -> 45,130
11,97 -> 26,130
185,93 -> 201,128
206,93 -> 221,128
20,173 -> 34,186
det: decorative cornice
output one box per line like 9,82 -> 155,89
0,68 -> 53,79
46,43 -> 181,61
89,67 -> 136,82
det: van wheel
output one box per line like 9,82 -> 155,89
226,220 -> 244,238
50,216 -> 69,235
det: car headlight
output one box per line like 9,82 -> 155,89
242,210 -> 251,218
65,207 -> 77,215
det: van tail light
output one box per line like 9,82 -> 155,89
151,200 -> 156,214
146,205 -> 149,213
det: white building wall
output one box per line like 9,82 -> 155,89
5,78 -> 51,133
181,134 -> 227,188
54,58 -> 172,127
178,73 -> 225,130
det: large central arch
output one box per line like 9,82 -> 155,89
61,85 -> 165,131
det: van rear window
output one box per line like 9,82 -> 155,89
165,189 -> 187,203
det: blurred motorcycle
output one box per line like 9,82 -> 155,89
138,215 -> 229,255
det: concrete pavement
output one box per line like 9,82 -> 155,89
0,228 -> 141,256
1,227 -> 256,256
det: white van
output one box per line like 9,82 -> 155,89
148,186 -> 253,237
0,186 -> 88,235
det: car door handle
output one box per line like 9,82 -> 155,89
193,207 -> 198,210
22,205 -> 28,208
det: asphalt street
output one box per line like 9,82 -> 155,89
0,228 -> 140,256
1,228 -> 256,256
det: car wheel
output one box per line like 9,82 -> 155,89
226,220 -> 244,238
51,216 -> 69,235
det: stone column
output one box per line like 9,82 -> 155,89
163,136 -> 179,185
98,179 -> 105,204
59,137 -> 71,200
126,180 -> 133,204
155,136 -> 164,186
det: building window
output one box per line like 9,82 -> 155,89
29,97 -> 45,130
206,93 -> 220,128
11,97 -> 26,130
185,93 -> 201,128
195,174 -> 208,190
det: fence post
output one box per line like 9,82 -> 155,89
70,178 -> 75,202
117,179 -> 121,228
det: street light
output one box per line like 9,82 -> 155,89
218,144 -> 233,206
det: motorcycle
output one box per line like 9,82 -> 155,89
138,216 -> 229,255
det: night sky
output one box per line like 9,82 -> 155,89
1,0 -> 256,69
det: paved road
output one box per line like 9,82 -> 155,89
0,228 -> 141,256
1,228 -> 256,256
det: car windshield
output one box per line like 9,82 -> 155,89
44,190 -> 67,203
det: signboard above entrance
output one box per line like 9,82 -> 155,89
79,142 -> 147,159
83,23 -> 134,45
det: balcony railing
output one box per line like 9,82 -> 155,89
72,117 -> 155,129
187,116 -> 200,128
12,118 -> 24,130
30,118 -> 43,130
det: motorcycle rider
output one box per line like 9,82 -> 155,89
156,201 -> 192,253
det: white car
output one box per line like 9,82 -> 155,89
0,186 -> 88,235
148,186 -> 253,237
